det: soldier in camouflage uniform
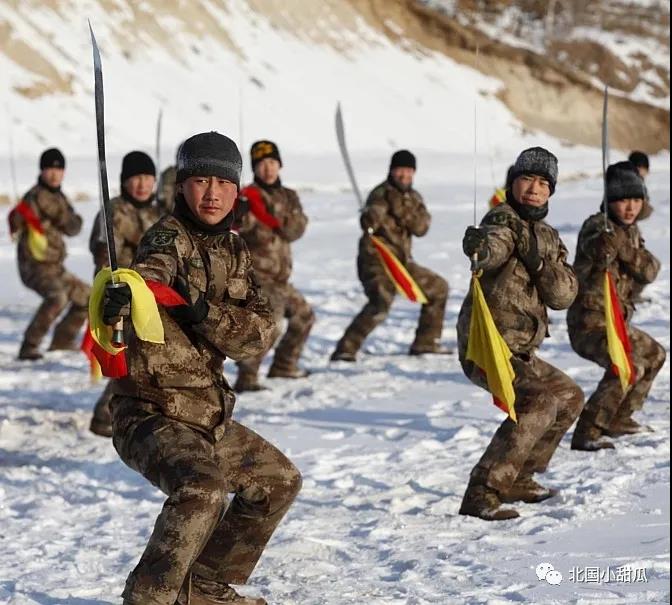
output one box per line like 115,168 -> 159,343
234,140 -> 313,392
88,151 -> 161,437
569,161 -> 665,451
157,163 -> 177,214
8,148 -> 90,360
102,132 -> 301,605
457,147 -> 583,521
331,150 -> 449,361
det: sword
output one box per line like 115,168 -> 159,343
89,21 -> 125,346
155,107 -> 163,172
335,103 -> 364,210
602,85 -> 610,233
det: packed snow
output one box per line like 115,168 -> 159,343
0,145 -> 669,604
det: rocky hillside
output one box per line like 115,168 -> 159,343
0,0 -> 668,160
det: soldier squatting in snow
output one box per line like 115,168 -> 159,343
7,136 -> 666,600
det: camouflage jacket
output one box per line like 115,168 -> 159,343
457,203 -> 578,357
157,165 -> 177,214
10,181 -> 82,278
358,179 -> 430,264
236,183 -> 308,284
89,195 -> 161,273
112,215 -> 275,437
567,209 -> 660,331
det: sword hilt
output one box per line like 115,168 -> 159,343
108,281 -> 126,347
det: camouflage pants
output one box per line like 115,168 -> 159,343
237,281 -> 314,378
570,326 -> 666,428
463,354 -> 584,493
21,266 -> 90,350
335,259 -> 448,354
111,400 -> 302,605
91,381 -> 114,429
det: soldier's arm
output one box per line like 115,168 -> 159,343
276,190 -> 308,242
619,237 -> 661,285
534,238 -> 578,310
359,189 -> 388,232
53,195 -> 83,236
404,193 -> 431,237
577,219 -> 616,268
192,274 -> 275,360
132,228 -> 180,284
474,212 -> 516,271
236,211 -> 275,246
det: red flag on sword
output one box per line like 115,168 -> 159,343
239,186 -> 281,230
369,235 -> 428,304
603,270 -> 636,391
8,200 -> 48,261
81,279 -> 188,378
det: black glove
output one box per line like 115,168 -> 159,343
103,282 -> 132,326
168,275 -> 209,325
515,223 -> 543,275
463,226 -> 488,259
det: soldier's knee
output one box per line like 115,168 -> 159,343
297,303 -> 315,327
432,276 -> 449,301
184,475 -> 228,510
567,382 -> 585,414
46,290 -> 69,311
286,465 -> 303,498
652,342 -> 667,371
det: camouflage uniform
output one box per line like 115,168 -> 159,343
568,208 -> 665,444
157,165 -> 177,214
88,195 -> 162,435
10,181 -> 90,356
457,202 -> 583,505
109,214 -> 301,605
333,179 -> 448,356
235,182 -> 313,386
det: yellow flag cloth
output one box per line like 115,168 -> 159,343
466,273 -> 517,422
27,226 -> 48,261
604,271 -> 635,392
89,268 -> 165,355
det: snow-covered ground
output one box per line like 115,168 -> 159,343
0,148 -> 669,604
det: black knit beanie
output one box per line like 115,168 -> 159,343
606,161 -> 646,203
509,147 -> 558,194
176,132 -> 242,188
250,140 -> 282,170
40,148 -> 65,170
121,151 -> 156,182
627,151 -> 649,171
389,149 -> 416,171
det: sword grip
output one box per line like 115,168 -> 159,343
112,318 -> 124,348
470,252 -> 478,273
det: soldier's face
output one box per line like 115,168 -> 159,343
254,158 -> 281,185
41,167 -> 64,188
635,166 -> 649,179
124,174 -> 156,203
610,198 -> 643,225
179,176 -> 237,225
512,174 -> 550,207
390,167 -> 415,189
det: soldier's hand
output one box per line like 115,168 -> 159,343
103,282 -> 132,326
360,212 -> 376,232
597,229 -> 618,263
514,223 -> 543,275
463,226 -> 488,259
168,275 -> 209,325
